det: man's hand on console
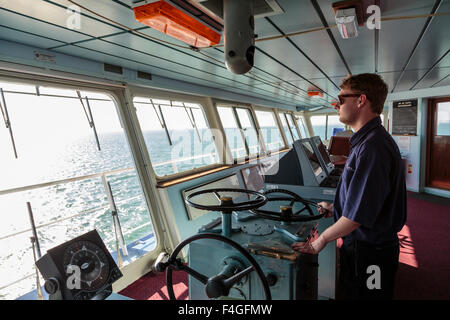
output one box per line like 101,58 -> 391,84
291,235 -> 327,255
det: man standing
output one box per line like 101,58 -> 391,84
292,73 -> 407,300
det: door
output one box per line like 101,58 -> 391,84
426,98 -> 450,190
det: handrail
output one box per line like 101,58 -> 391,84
0,167 -> 135,196
0,142 -> 282,242
0,273 -> 35,292
0,143 -> 275,197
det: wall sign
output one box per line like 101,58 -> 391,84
392,99 -> 418,135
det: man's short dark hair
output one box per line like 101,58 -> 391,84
340,73 -> 388,114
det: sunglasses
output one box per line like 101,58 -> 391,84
337,93 -> 364,106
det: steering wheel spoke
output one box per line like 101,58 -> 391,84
250,189 -> 323,222
294,205 -> 312,216
181,265 -> 209,285
223,265 -> 254,288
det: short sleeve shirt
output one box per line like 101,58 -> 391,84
333,116 -> 407,245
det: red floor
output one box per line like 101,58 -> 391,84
120,192 -> 450,300
119,269 -> 188,300
394,192 -> 450,299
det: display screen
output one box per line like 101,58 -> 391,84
313,137 -> 332,166
241,165 -> 265,192
301,141 -> 323,177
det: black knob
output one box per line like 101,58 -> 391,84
266,273 -> 277,287
44,277 -> 60,294
155,261 -> 168,273
205,275 -> 228,298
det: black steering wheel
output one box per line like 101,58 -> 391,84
159,233 -> 271,300
250,189 -> 326,222
185,188 -> 268,212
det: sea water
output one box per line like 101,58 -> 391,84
0,128 -> 214,300
0,123 -> 326,299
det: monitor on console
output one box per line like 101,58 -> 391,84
241,165 -> 265,192
310,136 -> 334,175
293,139 -> 328,186
264,139 -> 328,187
299,139 -> 323,178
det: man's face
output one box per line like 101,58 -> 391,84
334,87 -> 362,125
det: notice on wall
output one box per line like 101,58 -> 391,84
396,136 -> 411,153
392,99 -> 418,135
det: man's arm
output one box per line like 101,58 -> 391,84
292,217 -> 360,254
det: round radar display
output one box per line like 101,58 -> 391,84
62,240 -> 110,292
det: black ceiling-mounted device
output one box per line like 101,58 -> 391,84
35,229 -> 122,300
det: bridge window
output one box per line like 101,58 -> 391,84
134,98 -> 219,177
436,102 -> 450,136
296,115 -> 309,138
279,113 -> 294,145
285,113 -> 300,141
254,110 -> 284,151
327,115 -> 345,138
217,106 -> 260,159
311,115 -> 327,141
0,81 -> 155,299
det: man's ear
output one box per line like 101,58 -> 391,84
357,94 -> 369,109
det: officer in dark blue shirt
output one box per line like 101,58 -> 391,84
292,73 -> 407,300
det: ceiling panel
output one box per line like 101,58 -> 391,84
51,0 -> 145,29
377,71 -> 402,92
433,74 -> 450,87
255,0 -> 323,35
255,41 -> 337,100
413,65 -> 450,90
0,6 -> 90,44
101,32 -> 316,103
404,0 -> 450,71
0,25 -> 66,49
378,9 -> 431,72
0,0 -> 448,108
53,44 -> 300,105
313,0 -> 374,75
1,0 -> 120,38
391,69 -> 432,92
290,30 -> 350,80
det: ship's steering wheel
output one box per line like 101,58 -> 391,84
161,233 -> 271,300
185,188 -> 268,213
156,188 -> 271,300
250,189 -> 326,222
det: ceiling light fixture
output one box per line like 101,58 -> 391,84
335,7 -> 359,39
307,90 -> 324,98
332,0 -> 366,39
133,1 -> 221,48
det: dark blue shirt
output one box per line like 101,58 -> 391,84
333,116 -> 407,245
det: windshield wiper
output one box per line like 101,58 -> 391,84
0,88 -> 18,158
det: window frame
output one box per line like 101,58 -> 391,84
295,114 -> 309,138
253,107 -> 286,153
281,112 -> 301,141
216,103 -> 263,162
132,93 -> 223,181
0,75 -> 164,298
